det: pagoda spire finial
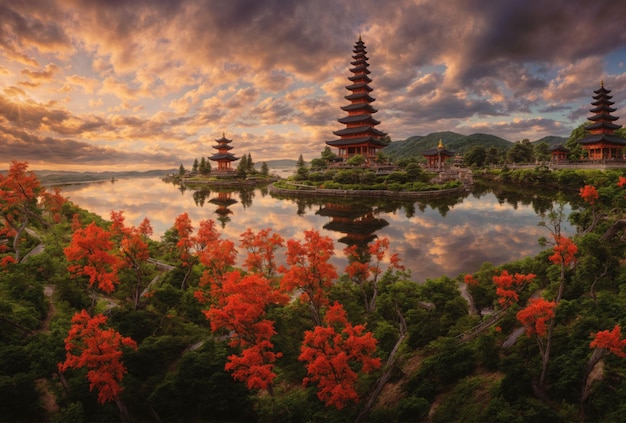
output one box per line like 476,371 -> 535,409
601,79 -> 604,88
438,139 -> 444,149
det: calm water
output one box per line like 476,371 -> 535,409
58,177 -> 573,282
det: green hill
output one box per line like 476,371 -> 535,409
532,135 -> 568,147
382,131 -> 512,160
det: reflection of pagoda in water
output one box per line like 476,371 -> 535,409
316,202 -> 388,249
209,191 -> 238,228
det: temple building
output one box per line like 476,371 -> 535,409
549,144 -> 569,162
209,133 -> 239,173
326,36 -> 388,163
422,139 -> 455,169
577,82 -> 626,160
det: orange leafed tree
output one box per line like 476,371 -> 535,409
240,228 -> 284,279
299,301 -> 381,409
280,229 -> 338,325
109,211 -> 153,309
64,222 -> 121,298
579,184 -> 599,205
517,298 -> 556,337
200,270 -> 288,393
58,310 -> 137,417
0,161 -> 63,263
590,324 -> 626,358
344,237 -> 404,314
548,234 -> 578,267
492,270 -> 535,309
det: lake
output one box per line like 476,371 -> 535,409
58,177 -> 573,282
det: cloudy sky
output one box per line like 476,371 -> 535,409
1,0 -> 625,171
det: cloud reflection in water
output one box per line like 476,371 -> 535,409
61,178 -> 569,282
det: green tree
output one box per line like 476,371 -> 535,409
261,161 -> 269,176
485,146 -> 501,165
565,122 -> 588,160
346,154 -> 366,167
464,146 -> 487,168
178,163 -> 185,176
246,153 -> 255,173
238,154 -> 249,177
533,142 -> 550,162
192,158 -> 199,173
507,139 -> 534,163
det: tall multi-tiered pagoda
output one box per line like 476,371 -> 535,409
209,133 -> 239,173
326,36 -> 387,163
577,82 -> 626,160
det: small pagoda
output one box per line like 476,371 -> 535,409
423,139 -> 455,169
577,82 -> 626,160
209,133 -> 239,173
549,144 -> 569,162
326,36 -> 388,163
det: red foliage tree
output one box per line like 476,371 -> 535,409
199,270 -> 288,393
109,211 -> 153,309
280,229 -> 338,325
299,302 -> 381,409
590,324 -> 626,358
0,161 -> 61,262
517,298 -> 556,337
58,310 -> 137,417
548,234 -> 578,267
64,222 -> 121,299
580,185 -> 599,205
239,228 -> 284,279
492,270 -> 535,309
344,237 -> 404,313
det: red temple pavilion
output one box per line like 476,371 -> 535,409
326,36 -> 387,163
577,82 -> 626,160
549,144 -> 569,162
209,133 -> 239,173
423,140 -> 455,169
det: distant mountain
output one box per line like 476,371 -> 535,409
532,135 -> 568,147
381,131 -> 570,160
33,169 -> 175,185
262,159 -> 298,169
382,131 -> 512,160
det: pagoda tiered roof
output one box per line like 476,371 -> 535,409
326,36 -> 387,161
577,82 -> 626,159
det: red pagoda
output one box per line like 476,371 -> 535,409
326,36 -> 387,163
577,82 -> 626,160
423,139 -> 455,169
209,133 -> 239,173
548,144 -> 569,162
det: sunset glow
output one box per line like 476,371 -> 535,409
1,1 -> 625,171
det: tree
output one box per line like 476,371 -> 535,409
564,122 -> 588,160
346,154 -> 366,167
58,310 -> 137,421
237,154 -> 249,177
296,154 -> 309,180
299,301 -> 381,409
246,153 -> 255,172
463,146 -> 487,168
507,139 -> 534,163
64,222 -> 121,303
178,163 -> 186,176
110,211 -> 154,310
192,158 -> 199,173
344,238 -> 404,314
280,229 -> 338,325
0,161 -> 55,263
533,142 -> 550,162
239,228 -> 284,279
492,270 -> 535,309
261,161 -> 269,176
201,271 -> 288,394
